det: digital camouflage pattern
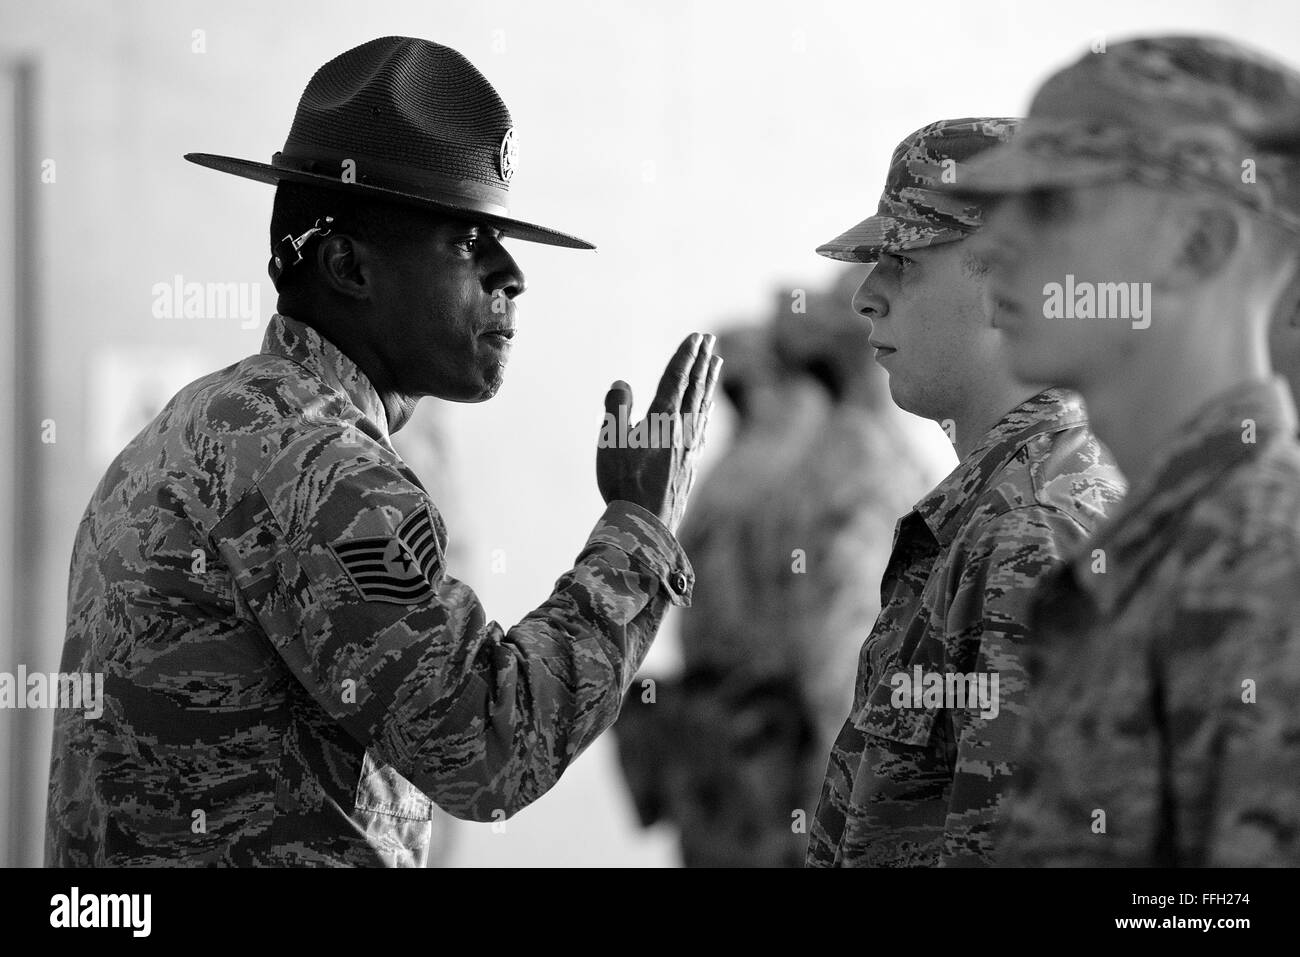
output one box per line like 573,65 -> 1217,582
949,37 -> 1300,237
816,117 -> 1021,263
46,313 -> 693,867
807,389 -> 1125,867
1002,379 -> 1300,866
615,273 -> 942,866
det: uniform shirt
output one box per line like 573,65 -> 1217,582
807,389 -> 1125,867
1003,378 -> 1300,866
46,313 -> 693,867
619,376 -> 937,867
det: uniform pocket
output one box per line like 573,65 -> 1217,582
354,748 -> 435,820
351,748 -> 436,867
851,674 -> 939,747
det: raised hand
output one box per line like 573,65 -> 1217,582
596,333 -> 722,534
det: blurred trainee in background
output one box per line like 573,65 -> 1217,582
614,270 -> 942,866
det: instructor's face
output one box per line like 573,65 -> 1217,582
373,218 -> 526,403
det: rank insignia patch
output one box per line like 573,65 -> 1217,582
329,505 -> 441,604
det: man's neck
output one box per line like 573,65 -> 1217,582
347,353 -> 418,436
279,302 -> 417,434
1078,330 -> 1270,492
945,386 -> 1044,461
380,393 -> 421,434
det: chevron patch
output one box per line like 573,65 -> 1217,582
329,505 -> 441,604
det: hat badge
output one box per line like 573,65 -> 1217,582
499,127 -> 517,183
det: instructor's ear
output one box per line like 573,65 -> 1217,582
317,234 -> 369,300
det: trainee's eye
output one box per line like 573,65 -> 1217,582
895,254 -> 916,270
1024,188 -> 1072,222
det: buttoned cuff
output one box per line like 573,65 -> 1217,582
586,500 -> 694,606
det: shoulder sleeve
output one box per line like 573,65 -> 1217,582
210,433 -> 692,822
1166,543 -> 1300,866
939,503 -> 1090,866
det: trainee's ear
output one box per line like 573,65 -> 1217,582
1172,201 -> 1240,283
1267,261 -> 1300,395
316,233 -> 368,299
1273,255 -> 1300,330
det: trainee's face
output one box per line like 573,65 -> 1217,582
1268,269 -> 1300,404
849,240 -> 991,421
373,219 -> 526,402
976,183 -> 1174,390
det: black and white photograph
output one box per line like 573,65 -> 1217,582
0,0 -> 1297,936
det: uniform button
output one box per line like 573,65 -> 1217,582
672,572 -> 688,594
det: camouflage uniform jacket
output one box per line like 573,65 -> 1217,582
1002,378 -> 1300,866
807,389 -> 1124,867
46,313 -> 693,867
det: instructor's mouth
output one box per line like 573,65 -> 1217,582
481,328 -> 516,346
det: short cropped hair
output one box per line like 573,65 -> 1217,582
269,181 -> 441,293
960,245 -> 989,279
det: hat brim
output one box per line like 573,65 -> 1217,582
815,214 -> 970,263
943,138 -> 1129,200
185,153 -> 595,250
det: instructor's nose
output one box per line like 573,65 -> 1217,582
486,239 -> 526,300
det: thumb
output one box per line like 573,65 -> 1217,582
604,379 -> 632,418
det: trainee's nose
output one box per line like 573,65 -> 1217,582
852,270 -> 887,320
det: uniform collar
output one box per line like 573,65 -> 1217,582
912,388 -> 1088,547
1068,377 -> 1297,612
260,313 -> 392,445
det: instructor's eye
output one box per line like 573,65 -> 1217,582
454,237 -> 478,253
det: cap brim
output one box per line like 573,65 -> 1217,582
185,153 -> 595,250
815,214 -> 970,263
943,138 -> 1129,200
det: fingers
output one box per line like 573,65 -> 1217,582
686,354 -> 724,455
601,379 -> 631,448
604,379 -> 632,418
648,334 -> 704,416
681,334 -> 717,416
701,354 -> 723,417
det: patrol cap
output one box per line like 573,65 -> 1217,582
816,117 -> 1021,263
947,36 -> 1300,235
